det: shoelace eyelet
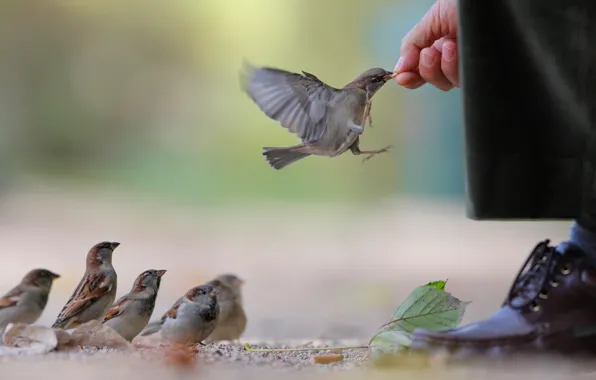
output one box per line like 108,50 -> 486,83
538,291 -> 548,299
530,302 -> 541,312
560,265 -> 572,275
549,280 -> 560,287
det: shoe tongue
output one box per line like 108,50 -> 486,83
506,243 -> 556,308
508,242 -> 583,309
555,241 -> 573,255
509,284 -> 541,308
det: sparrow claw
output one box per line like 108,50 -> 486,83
360,145 -> 393,164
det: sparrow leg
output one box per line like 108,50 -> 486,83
365,102 -> 373,128
351,145 -> 393,163
363,91 -> 373,128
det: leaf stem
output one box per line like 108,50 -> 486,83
244,343 -> 369,353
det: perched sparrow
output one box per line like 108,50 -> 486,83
204,274 -> 246,342
145,284 -> 220,345
52,241 -> 120,329
0,269 -> 60,331
242,64 -> 397,169
102,269 -> 166,341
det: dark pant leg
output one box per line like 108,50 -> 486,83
459,0 -> 596,223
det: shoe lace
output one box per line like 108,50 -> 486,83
504,240 -> 571,312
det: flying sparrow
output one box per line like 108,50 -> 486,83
52,241 -> 120,330
242,64 -> 397,169
0,269 -> 60,331
143,284 -> 220,345
204,273 -> 246,342
102,269 -> 166,341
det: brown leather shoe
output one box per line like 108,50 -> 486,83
411,240 -> 596,357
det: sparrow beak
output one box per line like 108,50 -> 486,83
209,289 -> 220,297
234,278 -> 244,287
157,270 -> 167,277
384,72 -> 398,80
109,242 -> 121,250
51,273 -> 61,280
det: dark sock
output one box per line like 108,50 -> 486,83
557,221 -> 596,260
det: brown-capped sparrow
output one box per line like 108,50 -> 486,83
0,269 -> 60,331
204,273 -> 246,342
142,284 -> 220,345
52,241 -> 120,329
102,269 -> 166,341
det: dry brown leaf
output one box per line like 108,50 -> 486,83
163,343 -> 199,369
55,320 -> 134,351
312,354 -> 344,364
2,323 -> 58,354
53,328 -> 79,351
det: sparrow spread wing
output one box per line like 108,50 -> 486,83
102,295 -> 131,322
0,285 -> 24,309
54,272 -> 112,325
242,64 -> 340,143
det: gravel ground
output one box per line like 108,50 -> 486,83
0,339 -> 371,373
2,341 -> 594,380
0,187 -> 582,378
197,340 -> 369,370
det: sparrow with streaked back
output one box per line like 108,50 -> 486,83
142,284 -> 220,345
204,273 -> 246,342
242,64 -> 397,169
140,274 -> 245,340
0,269 -> 60,331
102,269 -> 166,341
52,241 -> 120,330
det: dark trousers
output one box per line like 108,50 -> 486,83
459,0 -> 596,229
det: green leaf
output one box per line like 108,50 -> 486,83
369,281 -> 469,361
368,330 -> 412,357
424,280 -> 447,290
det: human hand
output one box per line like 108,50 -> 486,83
394,0 -> 459,91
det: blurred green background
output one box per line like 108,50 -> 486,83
0,0 -> 575,344
0,0 -> 463,207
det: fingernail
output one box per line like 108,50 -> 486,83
443,45 -> 455,62
421,51 -> 434,67
395,57 -> 404,72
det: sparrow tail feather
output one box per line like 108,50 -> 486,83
262,147 -> 310,170
140,321 -> 163,336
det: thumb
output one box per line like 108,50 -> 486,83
396,1 -> 455,73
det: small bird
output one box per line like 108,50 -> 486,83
144,284 -> 220,345
52,241 -> 120,330
139,274 -> 244,340
204,274 -> 246,342
102,269 -> 166,341
242,64 -> 397,169
0,269 -> 60,331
